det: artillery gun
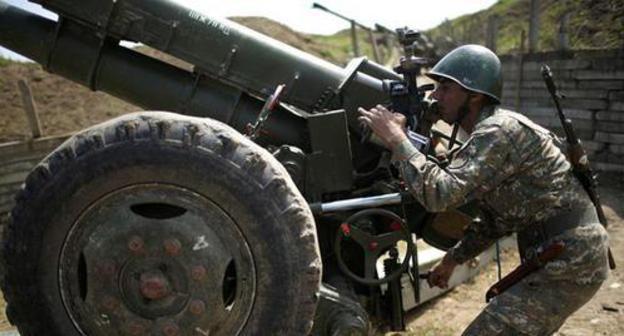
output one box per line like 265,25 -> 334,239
0,1 -> 477,335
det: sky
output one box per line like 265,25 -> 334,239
1,0 -> 498,61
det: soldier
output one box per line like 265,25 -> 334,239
358,45 -> 610,335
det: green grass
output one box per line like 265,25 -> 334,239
311,29 -> 396,66
0,57 -> 11,67
425,0 -> 623,55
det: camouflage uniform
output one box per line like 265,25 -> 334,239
393,106 -> 610,335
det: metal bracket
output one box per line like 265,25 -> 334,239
312,57 -> 369,111
337,57 -> 368,94
87,38 -> 108,91
87,0 -> 119,90
282,72 -> 300,102
219,45 -> 238,77
44,16 -> 65,72
179,69 -> 203,113
163,21 -> 179,51
312,87 -> 337,112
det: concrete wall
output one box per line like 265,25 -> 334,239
499,48 -> 624,172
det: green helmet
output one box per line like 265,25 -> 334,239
426,44 -> 502,104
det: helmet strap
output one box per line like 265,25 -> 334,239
456,93 -> 472,125
447,94 -> 471,151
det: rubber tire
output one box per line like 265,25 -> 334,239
1,112 -> 322,336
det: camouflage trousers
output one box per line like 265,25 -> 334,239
462,218 -> 609,335
462,273 -> 603,335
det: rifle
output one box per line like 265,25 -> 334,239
541,65 -> 616,270
486,241 -> 565,302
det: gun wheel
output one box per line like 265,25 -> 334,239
2,112 -> 321,336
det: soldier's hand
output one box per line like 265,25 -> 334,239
427,252 -> 458,289
357,105 -> 407,150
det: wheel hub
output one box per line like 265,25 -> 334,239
139,270 -> 170,301
60,184 -> 256,335
120,257 -> 189,318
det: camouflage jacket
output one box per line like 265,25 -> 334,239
393,107 -> 609,284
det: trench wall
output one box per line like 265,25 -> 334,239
499,48 -> 624,172
0,135 -> 69,226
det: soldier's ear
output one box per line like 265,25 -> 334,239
469,93 -> 487,106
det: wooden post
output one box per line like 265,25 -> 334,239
486,15 -> 499,52
528,0 -> 540,53
558,12 -> 570,51
17,79 -> 43,139
349,20 -> 360,57
444,19 -> 453,41
515,30 -> 526,112
367,29 -> 381,63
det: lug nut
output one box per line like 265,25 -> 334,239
189,299 -> 206,315
102,296 -> 118,310
368,241 -> 379,251
128,236 -> 145,253
127,322 -> 145,336
139,271 -> 171,300
162,322 -> 180,336
98,261 -> 116,276
191,265 -> 206,281
164,238 -> 182,256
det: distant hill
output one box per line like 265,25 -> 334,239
231,17 -> 343,64
425,0 -> 624,55
231,17 -> 395,66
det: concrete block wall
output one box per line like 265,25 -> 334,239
499,49 -> 624,172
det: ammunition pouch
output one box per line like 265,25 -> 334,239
517,207 -> 599,261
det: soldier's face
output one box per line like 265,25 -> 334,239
431,79 -> 470,124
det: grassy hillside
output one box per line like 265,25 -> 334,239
233,17 -> 393,66
312,29 -> 397,66
426,0 -> 624,55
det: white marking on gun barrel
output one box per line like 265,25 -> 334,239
188,10 -> 231,36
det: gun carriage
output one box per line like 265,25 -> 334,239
0,1 -> 476,334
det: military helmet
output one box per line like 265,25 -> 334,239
426,44 -> 502,104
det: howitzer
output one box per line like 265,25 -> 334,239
0,1 -> 476,335
541,65 -> 615,270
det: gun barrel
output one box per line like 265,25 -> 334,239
0,2 -> 309,147
0,0 -> 396,147
9,0 -> 389,109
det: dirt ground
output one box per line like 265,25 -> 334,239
0,62 -> 137,143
